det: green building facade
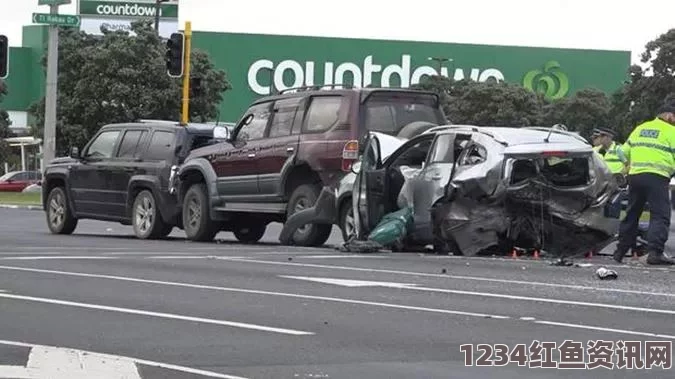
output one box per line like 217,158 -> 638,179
1,26 -> 631,128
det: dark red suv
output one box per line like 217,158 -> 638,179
174,86 -> 447,246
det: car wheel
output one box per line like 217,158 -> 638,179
234,224 -> 266,244
339,199 -> 355,242
46,186 -> 78,235
287,184 -> 333,247
182,183 -> 219,242
132,190 -> 168,240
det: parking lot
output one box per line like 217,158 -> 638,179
0,207 -> 673,378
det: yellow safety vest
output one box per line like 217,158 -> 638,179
593,142 -> 624,174
623,117 -> 675,178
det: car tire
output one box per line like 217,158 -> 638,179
182,183 -> 219,242
287,184 -> 333,247
46,186 -> 78,235
132,190 -> 168,240
233,224 -> 266,244
339,198 -> 355,243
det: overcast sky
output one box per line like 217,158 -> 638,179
0,0 -> 673,67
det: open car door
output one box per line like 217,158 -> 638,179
353,133 -> 389,239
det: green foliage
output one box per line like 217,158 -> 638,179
541,88 -> 611,138
0,79 -> 14,166
29,20 -> 231,154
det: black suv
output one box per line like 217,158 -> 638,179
174,86 -> 447,246
42,120 -> 217,239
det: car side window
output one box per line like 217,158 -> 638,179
459,144 -> 487,165
238,103 -> 271,142
427,133 -> 472,165
303,96 -> 342,133
117,130 -> 147,159
391,138 -> 434,168
85,130 -> 121,159
144,131 -> 175,161
268,98 -> 300,138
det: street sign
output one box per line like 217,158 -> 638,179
32,13 -> 81,27
38,0 -> 72,5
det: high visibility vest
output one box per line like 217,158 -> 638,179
594,142 -> 625,173
623,118 -> 675,178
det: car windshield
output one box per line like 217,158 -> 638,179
0,172 -> 14,181
363,92 -> 445,134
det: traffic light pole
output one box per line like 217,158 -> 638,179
43,3 -> 60,170
180,21 -> 192,126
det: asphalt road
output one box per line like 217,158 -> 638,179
0,208 -> 673,379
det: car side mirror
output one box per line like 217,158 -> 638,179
70,146 -> 80,159
213,125 -> 231,141
351,161 -> 362,174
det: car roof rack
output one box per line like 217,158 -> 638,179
523,126 -> 589,144
137,119 -> 180,124
277,83 -> 357,94
436,125 -> 509,146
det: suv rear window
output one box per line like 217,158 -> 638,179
363,92 -> 445,134
303,96 -> 342,133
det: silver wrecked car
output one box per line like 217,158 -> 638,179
348,124 -> 619,256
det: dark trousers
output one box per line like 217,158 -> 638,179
617,173 -> 671,254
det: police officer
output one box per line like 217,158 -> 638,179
613,101 -> 675,265
591,127 -> 628,175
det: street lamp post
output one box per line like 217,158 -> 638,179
427,57 -> 453,77
154,0 -> 169,33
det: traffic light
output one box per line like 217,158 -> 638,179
165,32 -> 185,78
0,35 -> 8,79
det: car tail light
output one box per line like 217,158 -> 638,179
342,140 -> 359,172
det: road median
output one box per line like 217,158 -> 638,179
0,192 -> 42,210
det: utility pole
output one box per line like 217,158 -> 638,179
33,0 -> 79,170
180,21 -> 192,125
42,3 -> 60,170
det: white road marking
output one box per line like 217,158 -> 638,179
146,255 -> 249,259
2,266 -> 673,340
211,257 -> 675,298
0,292 -> 312,336
0,340 -> 249,379
534,321 -> 675,339
25,345 -> 142,378
295,255 -> 388,259
282,275 -> 675,316
0,265 -> 509,320
0,256 -> 119,260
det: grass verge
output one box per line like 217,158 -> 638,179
0,192 -> 42,206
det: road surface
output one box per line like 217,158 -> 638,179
0,208 -> 673,378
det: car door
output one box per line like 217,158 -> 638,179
408,132 -> 473,242
69,129 -> 122,216
214,101 -> 272,198
106,128 -> 149,218
256,97 -> 303,197
353,133 -> 388,239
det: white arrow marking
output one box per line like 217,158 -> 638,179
281,276 -> 675,316
0,293 -> 312,336
281,276 -> 415,288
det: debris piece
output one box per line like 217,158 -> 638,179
550,257 -> 573,266
575,263 -> 594,268
596,267 -> 618,280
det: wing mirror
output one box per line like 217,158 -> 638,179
350,161 -> 362,174
213,125 -> 231,141
69,146 -> 80,159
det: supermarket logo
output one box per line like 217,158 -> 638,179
522,61 -> 570,100
96,3 -> 162,17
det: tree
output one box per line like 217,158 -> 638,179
610,29 -> 675,140
29,20 -> 231,155
413,76 -> 544,126
541,88 -> 612,138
